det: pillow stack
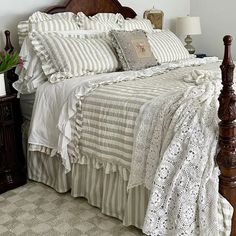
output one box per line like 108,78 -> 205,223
16,10 -> 192,94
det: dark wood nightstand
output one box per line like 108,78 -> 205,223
0,94 -> 26,193
196,54 -> 207,58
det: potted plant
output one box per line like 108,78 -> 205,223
0,51 -> 22,96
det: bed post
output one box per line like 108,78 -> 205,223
4,30 -> 14,52
217,35 -> 236,235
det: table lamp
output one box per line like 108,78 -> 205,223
176,16 -> 201,54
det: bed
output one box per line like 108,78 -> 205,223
5,0 -> 236,235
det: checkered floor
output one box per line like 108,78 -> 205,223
0,182 -> 144,235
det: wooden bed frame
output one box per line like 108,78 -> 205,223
4,0 -> 236,234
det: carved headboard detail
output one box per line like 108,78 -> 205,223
45,0 -> 137,18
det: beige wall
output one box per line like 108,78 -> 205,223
191,0 -> 236,58
0,0 -> 190,50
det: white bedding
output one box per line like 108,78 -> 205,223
28,57 -> 218,172
27,56 -> 234,235
132,70 -> 225,235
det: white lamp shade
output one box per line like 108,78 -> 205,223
0,74 -> 6,97
176,16 -> 201,36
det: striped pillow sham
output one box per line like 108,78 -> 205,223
48,30 -> 110,40
18,12 -> 80,45
18,21 -> 29,46
29,11 -> 79,32
77,12 -> 123,31
29,32 -> 120,83
147,30 -> 191,63
122,19 -> 154,32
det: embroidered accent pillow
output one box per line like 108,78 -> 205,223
147,30 -> 191,63
77,12 -> 123,31
110,30 -> 157,71
29,31 -> 120,83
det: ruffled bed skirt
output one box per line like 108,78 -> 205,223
24,120 -> 232,234
27,151 -> 149,229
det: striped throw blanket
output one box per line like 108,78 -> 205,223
70,63 -> 220,175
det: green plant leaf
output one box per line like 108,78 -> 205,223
0,51 -> 21,74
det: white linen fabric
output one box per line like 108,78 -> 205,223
137,70 -> 227,235
14,37 -> 47,94
122,18 -> 154,32
147,30 -> 191,63
77,12 -> 123,31
29,11 -> 79,32
29,31 -> 120,83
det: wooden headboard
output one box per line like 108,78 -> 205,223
45,0 -> 137,19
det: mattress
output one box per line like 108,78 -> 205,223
20,93 -> 35,120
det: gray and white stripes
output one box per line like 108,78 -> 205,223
147,30 -> 191,63
17,12 -> 80,45
29,11 -> 79,32
122,19 -> 154,32
27,144 -> 233,232
77,12 -> 122,31
29,32 -> 119,83
17,12 -> 155,46
18,21 -> 29,46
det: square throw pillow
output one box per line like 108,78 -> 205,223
110,30 -> 157,71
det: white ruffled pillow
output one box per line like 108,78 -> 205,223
77,12 -> 123,31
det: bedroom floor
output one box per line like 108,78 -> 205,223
0,182 -> 144,236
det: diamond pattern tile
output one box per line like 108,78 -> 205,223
0,182 -> 144,235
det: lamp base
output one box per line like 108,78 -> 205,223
184,35 -> 195,54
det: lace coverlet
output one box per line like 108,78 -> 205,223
128,70 -> 231,235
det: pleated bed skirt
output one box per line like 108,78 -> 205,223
27,151 -> 149,229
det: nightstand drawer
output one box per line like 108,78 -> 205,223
0,94 -> 26,193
